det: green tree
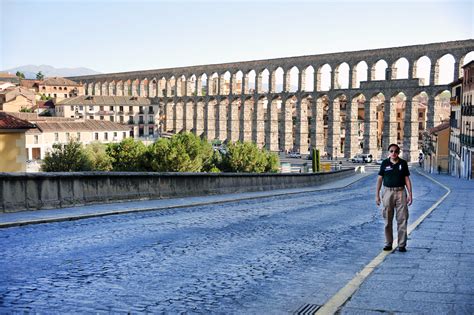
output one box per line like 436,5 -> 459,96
148,132 -> 214,172
36,71 -> 44,80
106,138 -> 148,171
220,142 -> 279,173
15,71 -> 25,79
42,139 -> 92,172
85,142 -> 113,171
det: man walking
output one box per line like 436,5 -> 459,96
375,144 -> 413,252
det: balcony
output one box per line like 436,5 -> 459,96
450,97 -> 460,106
96,111 -> 114,115
148,120 -> 155,124
128,120 -> 135,125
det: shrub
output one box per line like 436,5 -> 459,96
220,142 -> 279,173
106,138 -> 148,171
85,142 -> 113,171
42,139 -> 92,172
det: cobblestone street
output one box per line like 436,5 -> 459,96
0,172 -> 446,313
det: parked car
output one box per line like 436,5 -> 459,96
288,152 -> 302,158
375,158 -> 384,165
352,154 -> 373,163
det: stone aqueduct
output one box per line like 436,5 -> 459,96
69,40 -> 474,162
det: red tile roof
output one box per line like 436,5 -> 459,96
0,112 -> 36,130
428,122 -> 450,134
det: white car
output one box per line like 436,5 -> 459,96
288,152 -> 302,158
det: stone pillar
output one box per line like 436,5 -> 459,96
430,63 -> 439,86
217,99 -> 227,141
102,83 -> 108,96
364,98 -> 378,156
295,97 -> 309,154
185,100 -> 194,132
253,98 -> 265,148
283,71 -> 291,92
381,99 -> 397,159
205,100 -> 216,140
208,77 -> 214,96
391,65 -> 398,80
186,78 -> 193,96
195,101 -> 204,136
281,97 -> 293,152
219,74 -> 226,95
426,96 -> 442,129
165,101 -> 174,132
266,99 -> 279,151
132,81 -> 139,97
332,68 -> 339,89
240,97 -> 252,142
311,98 -> 325,154
174,101 -> 183,133
166,79 -> 172,97
367,66 -> 373,81
453,61 -> 460,80
269,71 -> 276,93
109,83 -> 115,96
403,99 -> 419,162
228,99 -> 240,142
349,67 -> 356,89
242,74 -> 249,94
408,62 -> 414,79
196,78 -> 202,97
176,78 -> 182,97
315,70 -> 322,91
344,99 -> 360,159
299,70 -> 305,92
230,74 -> 237,95
256,73 -> 263,94
95,83 -> 101,96
327,98 -> 341,158
116,83 -> 123,96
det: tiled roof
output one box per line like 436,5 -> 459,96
7,112 -> 75,122
429,122 -> 450,134
20,79 -> 40,89
41,77 -> 80,86
0,86 -> 36,102
31,120 -> 130,133
0,112 -> 36,130
0,72 -> 17,78
57,95 -> 152,106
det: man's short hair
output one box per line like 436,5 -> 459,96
388,143 -> 400,151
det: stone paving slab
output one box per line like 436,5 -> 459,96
339,171 -> 474,315
0,171 -> 370,228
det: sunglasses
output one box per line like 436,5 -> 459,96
389,150 -> 400,153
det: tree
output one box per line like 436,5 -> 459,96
147,132 -> 214,172
85,142 -> 113,171
106,138 -> 148,171
42,139 -> 92,172
15,71 -> 25,80
36,71 -> 44,80
219,142 -> 279,173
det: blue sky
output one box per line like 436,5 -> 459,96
1,0 -> 473,73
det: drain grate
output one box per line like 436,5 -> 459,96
294,303 -> 321,315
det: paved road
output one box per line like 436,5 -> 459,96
0,172 -> 446,313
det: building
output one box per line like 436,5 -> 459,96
448,78 -> 463,177
0,72 -> 20,84
0,112 -> 36,172
20,77 -> 85,100
0,86 -> 36,112
55,95 -> 159,138
0,81 -> 16,91
460,61 -> 474,180
424,122 -> 450,174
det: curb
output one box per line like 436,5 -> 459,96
315,169 -> 451,315
0,172 -> 373,229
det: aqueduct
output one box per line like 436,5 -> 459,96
68,39 -> 474,161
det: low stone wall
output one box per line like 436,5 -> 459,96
0,169 -> 354,213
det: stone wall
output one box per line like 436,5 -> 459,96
0,169 -> 354,212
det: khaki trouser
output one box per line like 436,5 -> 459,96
382,187 -> 409,248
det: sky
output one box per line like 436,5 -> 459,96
1,0 -> 473,74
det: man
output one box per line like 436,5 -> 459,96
375,144 -> 413,252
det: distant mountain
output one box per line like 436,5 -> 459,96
2,65 -> 101,79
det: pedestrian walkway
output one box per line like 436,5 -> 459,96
327,170 -> 474,314
0,171 -> 371,228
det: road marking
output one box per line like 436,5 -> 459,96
315,170 -> 451,315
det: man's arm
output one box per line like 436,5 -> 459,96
405,176 -> 413,206
376,175 -> 383,206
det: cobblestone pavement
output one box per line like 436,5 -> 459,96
0,172 -> 446,313
340,172 -> 474,315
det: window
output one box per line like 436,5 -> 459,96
419,112 -> 423,118
100,106 -> 104,111
95,133 -> 99,140
419,122 -> 423,129
123,132 -> 127,138
397,112 -> 401,118
89,106 -> 94,111
70,106 -> 74,111
120,116 -> 124,123
139,116 -> 144,124
54,133 -> 59,142
119,106 -> 124,112
89,116 -> 94,120
100,116 -> 104,120
54,94 -> 57,98
104,133 -> 108,140
64,94 -> 67,98
109,106 -> 113,111
59,87 -> 62,90
129,106 -> 133,112
77,132 -> 81,141
64,87 -> 68,91
42,86 -> 46,90
149,106 -> 154,113
34,135 -> 39,144
66,132 -> 70,140
113,132 -> 117,139
54,87 -> 57,90
79,106 -> 83,111
110,116 -> 114,122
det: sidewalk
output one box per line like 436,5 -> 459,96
337,170 -> 474,314
0,171 -> 371,228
